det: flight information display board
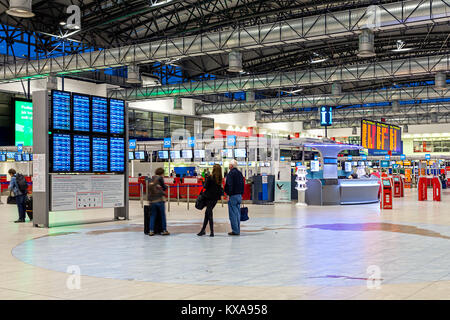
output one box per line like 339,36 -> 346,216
52,90 -> 71,131
110,137 -> 125,172
361,119 -> 402,154
73,94 -> 90,132
52,133 -> 71,172
92,96 -> 108,134
110,99 -> 125,135
92,137 -> 108,172
73,135 -> 91,172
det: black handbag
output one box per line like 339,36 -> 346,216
195,191 -> 207,210
7,191 -> 16,205
240,205 -> 249,222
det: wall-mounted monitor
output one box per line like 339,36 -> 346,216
129,151 -> 134,160
194,149 -> 205,158
52,90 -> 71,131
109,99 -> 125,135
14,154 -> 22,162
73,135 -> 91,172
14,99 -> 33,147
52,133 -> 71,172
182,149 -> 193,159
92,137 -> 108,172
91,96 -> 108,134
234,149 -> 247,158
0,154 -> 6,162
72,94 -> 90,132
170,150 -> 181,159
22,153 -> 30,161
221,149 -> 233,158
6,152 -> 15,160
158,150 -> 169,159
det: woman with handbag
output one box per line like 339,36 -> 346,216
197,164 -> 223,237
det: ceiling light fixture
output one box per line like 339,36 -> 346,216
6,0 -> 35,18
391,40 -> 415,52
310,57 -> 328,64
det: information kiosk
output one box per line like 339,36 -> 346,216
380,178 -> 393,209
393,175 -> 403,198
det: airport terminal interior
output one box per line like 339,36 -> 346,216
0,0 -> 449,301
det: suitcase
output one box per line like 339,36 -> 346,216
7,194 -> 16,204
25,196 -> 33,221
144,204 -> 164,234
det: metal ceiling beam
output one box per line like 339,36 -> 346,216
256,103 -> 450,128
109,54 -> 450,100
0,0 -> 449,82
195,86 -> 450,114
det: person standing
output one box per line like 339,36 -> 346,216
224,160 -> 244,236
8,169 -> 27,223
148,168 -> 170,236
197,164 -> 223,237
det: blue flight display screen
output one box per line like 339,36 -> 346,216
92,96 -> 108,133
93,137 -> 108,172
52,91 -> 71,130
73,94 -> 90,132
110,137 -> 125,172
22,154 -> 30,161
110,99 -> 125,134
0,154 -> 5,161
15,154 -> 22,161
52,134 -> 71,172
73,135 -> 91,172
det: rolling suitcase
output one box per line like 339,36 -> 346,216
144,204 -> 164,234
25,196 -> 33,221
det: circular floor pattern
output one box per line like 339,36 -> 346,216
12,217 -> 450,287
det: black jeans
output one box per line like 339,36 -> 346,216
201,200 -> 217,234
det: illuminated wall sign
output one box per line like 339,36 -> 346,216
164,138 -> 172,148
188,137 -> 196,148
361,119 -> 402,154
320,106 -> 333,126
14,99 -> 33,147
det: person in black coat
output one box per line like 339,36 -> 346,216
197,164 -> 223,237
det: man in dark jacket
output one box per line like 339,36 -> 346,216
224,160 -> 244,235
148,168 -> 170,236
8,169 -> 26,223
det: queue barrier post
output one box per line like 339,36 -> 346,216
187,185 -> 190,210
177,184 -> 180,206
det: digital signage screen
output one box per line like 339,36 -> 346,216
310,160 -> 320,172
22,153 -> 30,161
129,151 -> 135,160
221,149 -> 233,158
52,90 -> 71,131
14,154 -> 22,162
234,149 -> 247,158
92,96 -> 108,134
135,151 -> 146,160
14,99 -> 33,147
73,135 -> 91,172
72,94 -> 90,132
194,150 -> 205,158
109,99 -> 125,135
0,154 -> 6,162
52,133 -> 71,172
6,152 -> 15,160
110,137 -> 125,172
361,119 -> 402,154
170,150 -> 181,159
158,150 -> 169,159
92,137 -> 108,172
182,149 -> 193,159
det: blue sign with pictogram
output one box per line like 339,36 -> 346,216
227,135 -> 237,147
164,138 -> 172,148
188,137 -> 196,148
320,106 -> 333,126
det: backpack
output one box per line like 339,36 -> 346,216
148,177 -> 164,200
16,174 -> 28,194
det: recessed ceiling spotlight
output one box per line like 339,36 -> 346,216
60,21 -> 67,26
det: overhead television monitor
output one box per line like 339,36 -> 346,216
92,137 -> 108,173
73,135 -> 91,172
6,152 -> 15,160
221,149 -> 233,158
0,154 -> 6,162
92,96 -> 108,134
52,133 -> 71,172
135,151 -> 146,160
72,94 -> 91,132
51,90 -> 71,131
352,161 -> 357,166
234,149 -> 247,158
194,149 -> 205,158
358,161 -> 365,166
170,150 -> 181,159
110,137 -> 125,172
14,99 -> 33,147
109,99 -> 125,135
14,154 -> 22,162
182,149 -> 193,159
158,150 -> 169,159
22,153 -> 30,161
361,119 -> 402,154
129,151 -> 134,160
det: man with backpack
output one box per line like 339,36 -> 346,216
8,169 -> 28,223
147,168 -> 170,236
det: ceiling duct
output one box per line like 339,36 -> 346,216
246,91 -> 255,102
392,101 -> 400,112
126,65 -> 141,84
228,51 -> 243,73
6,0 -> 34,18
431,113 -> 438,123
435,72 -> 447,90
358,29 -> 376,58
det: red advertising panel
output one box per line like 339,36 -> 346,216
361,119 -> 402,153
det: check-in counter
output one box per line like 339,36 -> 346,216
338,178 -> 380,205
